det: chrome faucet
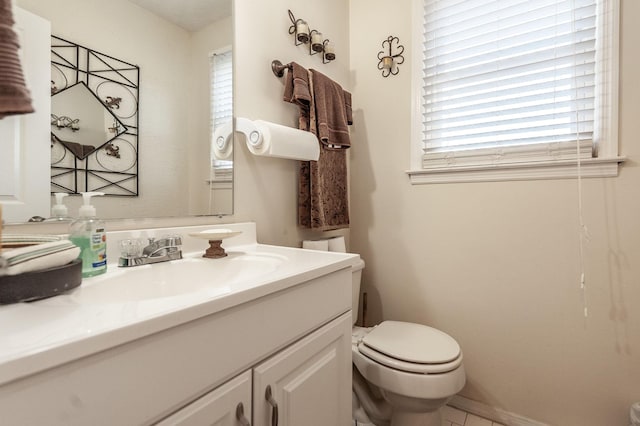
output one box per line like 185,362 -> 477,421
118,236 -> 183,267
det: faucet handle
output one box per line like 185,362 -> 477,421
119,238 -> 144,258
161,234 -> 182,246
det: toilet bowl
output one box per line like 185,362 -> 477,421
350,258 -> 465,426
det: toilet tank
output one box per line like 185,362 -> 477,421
351,258 -> 365,325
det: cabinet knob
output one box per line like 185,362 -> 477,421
265,385 -> 279,426
236,402 -> 251,426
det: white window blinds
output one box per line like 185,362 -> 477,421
210,49 -> 233,132
422,0 -> 602,167
210,49 -> 233,169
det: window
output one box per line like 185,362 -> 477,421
210,48 -> 233,172
409,0 -> 621,183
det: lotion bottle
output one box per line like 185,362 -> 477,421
69,192 -> 107,277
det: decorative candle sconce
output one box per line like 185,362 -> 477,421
377,36 -> 405,77
287,10 -> 335,64
108,120 -> 123,134
51,114 -> 80,131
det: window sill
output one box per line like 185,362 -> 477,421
406,157 -> 626,185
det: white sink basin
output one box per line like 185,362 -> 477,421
48,251 -> 287,304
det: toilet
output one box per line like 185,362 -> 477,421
350,258 -> 466,426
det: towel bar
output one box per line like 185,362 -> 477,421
271,60 -> 292,78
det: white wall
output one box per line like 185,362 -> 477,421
17,0 -> 193,219
349,0 -> 640,425
233,0 -> 351,246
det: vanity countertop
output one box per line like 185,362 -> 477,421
0,223 -> 357,387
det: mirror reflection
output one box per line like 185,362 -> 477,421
51,82 -> 127,160
14,0 -> 234,222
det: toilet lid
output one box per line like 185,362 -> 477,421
360,321 -> 461,371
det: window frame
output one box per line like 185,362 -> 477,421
408,0 -> 624,184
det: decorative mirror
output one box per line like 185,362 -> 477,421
50,35 -> 140,196
7,0 -> 233,223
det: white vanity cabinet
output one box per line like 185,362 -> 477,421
0,261 -> 354,426
159,312 -> 351,426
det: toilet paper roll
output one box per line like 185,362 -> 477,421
212,122 -> 233,160
302,239 -> 329,251
328,236 -> 346,253
245,119 -> 320,161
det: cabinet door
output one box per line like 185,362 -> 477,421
253,312 -> 352,426
156,370 -> 252,426
0,8 -> 51,223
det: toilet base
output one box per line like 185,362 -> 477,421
390,409 -> 442,426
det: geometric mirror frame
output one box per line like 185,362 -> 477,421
51,35 -> 140,196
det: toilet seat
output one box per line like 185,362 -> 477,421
357,321 -> 462,374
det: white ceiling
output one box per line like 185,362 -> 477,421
127,0 -> 231,32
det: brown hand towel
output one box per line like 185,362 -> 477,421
283,62 -> 312,132
284,62 -> 311,105
0,0 -> 34,119
310,69 -> 351,148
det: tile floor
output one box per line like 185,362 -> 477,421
442,405 -> 505,426
352,405 -> 504,426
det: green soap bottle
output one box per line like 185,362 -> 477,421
69,192 -> 107,278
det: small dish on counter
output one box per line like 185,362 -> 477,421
189,229 -> 243,259
188,229 -> 243,241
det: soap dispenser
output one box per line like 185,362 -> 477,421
46,192 -> 71,222
69,192 -> 107,277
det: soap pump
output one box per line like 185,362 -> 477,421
47,192 -> 71,222
69,192 -> 107,277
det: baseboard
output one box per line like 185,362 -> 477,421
449,395 -> 549,426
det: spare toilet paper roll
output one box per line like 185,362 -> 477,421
302,239 -> 329,251
246,120 -> 320,161
328,236 -> 346,253
212,122 -> 233,160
